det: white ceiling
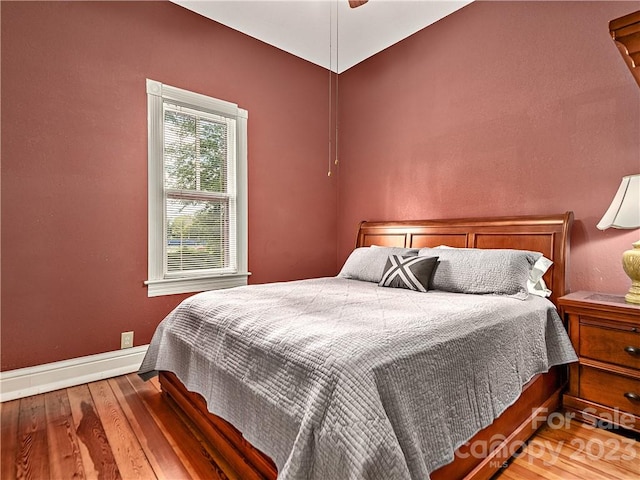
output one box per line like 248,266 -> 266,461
172,0 -> 473,73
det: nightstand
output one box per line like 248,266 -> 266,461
558,291 -> 640,433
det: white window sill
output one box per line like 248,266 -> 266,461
145,272 -> 250,297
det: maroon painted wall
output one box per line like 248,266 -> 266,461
337,1 -> 640,295
1,1 -> 336,370
3,1 -> 639,372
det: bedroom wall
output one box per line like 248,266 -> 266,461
337,1 -> 640,295
1,1 -> 336,370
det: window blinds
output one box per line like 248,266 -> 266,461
163,103 -> 237,275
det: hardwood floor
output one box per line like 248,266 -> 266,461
493,420 -> 639,480
1,373 -> 638,479
1,374 -> 230,480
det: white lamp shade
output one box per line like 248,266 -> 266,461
597,174 -> 640,230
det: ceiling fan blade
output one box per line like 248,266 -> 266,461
348,0 -> 368,8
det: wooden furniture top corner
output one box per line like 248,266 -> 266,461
610,10 -> 640,88
558,290 -> 640,321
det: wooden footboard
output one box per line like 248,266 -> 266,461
160,367 -> 563,480
160,371 -> 277,480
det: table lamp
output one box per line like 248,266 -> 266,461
597,174 -> 640,303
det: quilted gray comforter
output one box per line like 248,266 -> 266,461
139,277 -> 577,480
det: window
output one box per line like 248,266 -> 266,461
145,79 -> 248,297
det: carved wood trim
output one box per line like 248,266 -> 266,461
610,10 -> 640,87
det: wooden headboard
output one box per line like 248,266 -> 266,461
356,212 -> 574,306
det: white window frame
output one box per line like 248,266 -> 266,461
145,79 -> 249,297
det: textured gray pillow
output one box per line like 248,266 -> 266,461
418,248 -> 542,299
338,247 -> 418,283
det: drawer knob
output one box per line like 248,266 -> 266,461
624,392 -> 640,402
624,346 -> 640,356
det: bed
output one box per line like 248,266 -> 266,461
139,212 -> 576,480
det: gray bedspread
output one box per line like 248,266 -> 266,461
138,277 -> 577,480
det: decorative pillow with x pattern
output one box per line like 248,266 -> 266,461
378,255 -> 439,292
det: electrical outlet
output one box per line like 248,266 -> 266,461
121,331 -> 134,349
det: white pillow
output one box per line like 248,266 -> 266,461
527,256 -> 553,298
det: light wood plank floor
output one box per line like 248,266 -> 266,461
1,373 -> 638,479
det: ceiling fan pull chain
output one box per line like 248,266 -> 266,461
328,1 -> 334,177
335,0 -> 339,168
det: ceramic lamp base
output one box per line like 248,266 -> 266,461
623,240 -> 640,304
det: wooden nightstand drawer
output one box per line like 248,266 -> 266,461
580,366 -> 640,416
560,291 -> 640,432
580,322 -> 640,370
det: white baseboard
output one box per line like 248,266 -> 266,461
0,345 -> 149,402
